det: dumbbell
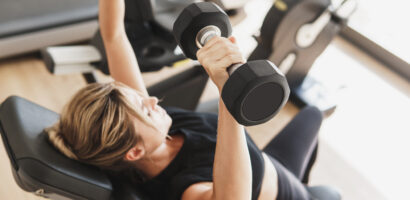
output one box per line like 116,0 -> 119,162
173,2 -> 290,126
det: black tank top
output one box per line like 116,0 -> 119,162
140,107 -> 265,200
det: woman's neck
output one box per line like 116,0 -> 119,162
134,133 -> 184,179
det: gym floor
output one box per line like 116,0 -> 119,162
0,0 -> 409,199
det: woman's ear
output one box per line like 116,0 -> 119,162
124,145 -> 145,161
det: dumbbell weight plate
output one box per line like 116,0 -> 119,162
173,2 -> 232,60
222,60 -> 289,126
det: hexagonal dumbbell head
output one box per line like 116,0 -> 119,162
173,2 -> 232,60
221,60 -> 290,126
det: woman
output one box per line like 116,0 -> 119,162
46,0 -> 323,199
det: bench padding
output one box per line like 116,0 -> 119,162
0,96 -> 112,200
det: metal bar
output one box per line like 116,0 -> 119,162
0,20 -> 98,59
340,26 -> 410,82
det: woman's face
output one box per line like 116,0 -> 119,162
126,89 -> 172,154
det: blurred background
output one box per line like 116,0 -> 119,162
0,0 -> 409,199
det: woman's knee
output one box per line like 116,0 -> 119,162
295,106 -> 323,134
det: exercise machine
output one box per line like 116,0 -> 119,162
41,0 -> 249,79
0,0 -> 99,59
249,0 -> 357,116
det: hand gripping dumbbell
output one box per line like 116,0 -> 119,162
173,2 -> 290,126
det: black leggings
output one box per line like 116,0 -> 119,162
263,106 -> 323,200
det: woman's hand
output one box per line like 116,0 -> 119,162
196,36 -> 245,93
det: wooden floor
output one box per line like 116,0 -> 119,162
0,54 -> 387,200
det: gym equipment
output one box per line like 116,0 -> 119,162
173,2 -> 290,126
0,96 -> 341,200
42,0 -> 186,79
0,0 -> 98,59
40,0 -> 250,78
249,0 -> 356,115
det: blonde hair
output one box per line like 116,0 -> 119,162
45,82 -> 156,171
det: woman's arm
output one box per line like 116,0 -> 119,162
99,0 -> 149,97
182,36 -> 252,200
212,98 -> 252,200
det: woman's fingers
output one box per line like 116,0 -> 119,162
198,48 -> 242,73
201,36 -> 223,50
196,36 -> 245,92
198,37 -> 241,61
201,36 -> 233,52
212,53 -> 244,71
204,42 -> 239,61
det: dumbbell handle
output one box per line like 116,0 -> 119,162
196,25 -> 242,75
